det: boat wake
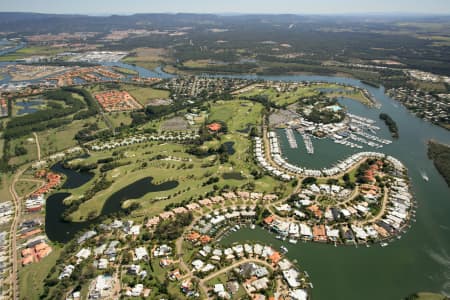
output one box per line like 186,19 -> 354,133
426,247 -> 450,296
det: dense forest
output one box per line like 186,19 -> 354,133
0,87 -> 99,171
1,13 -> 450,76
428,140 -> 450,186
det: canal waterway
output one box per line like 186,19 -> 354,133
218,74 -> 450,300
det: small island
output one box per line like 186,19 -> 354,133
380,113 -> 399,138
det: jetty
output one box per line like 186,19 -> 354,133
285,128 -> 298,149
302,134 -> 314,154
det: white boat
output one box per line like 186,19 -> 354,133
289,239 -> 298,244
250,224 -> 256,229
421,172 -> 429,182
280,246 -> 288,253
380,242 -> 388,247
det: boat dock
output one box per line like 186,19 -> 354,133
354,131 -> 392,145
349,133 -> 382,148
285,128 -> 298,149
302,134 -> 314,154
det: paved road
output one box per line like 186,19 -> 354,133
9,166 -> 27,300
33,132 -> 41,161
357,187 -> 389,226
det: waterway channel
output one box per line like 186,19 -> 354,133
218,74 -> 450,300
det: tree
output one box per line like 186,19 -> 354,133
343,173 -> 350,182
302,177 -> 317,185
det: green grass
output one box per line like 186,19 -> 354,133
121,47 -> 171,71
0,138 -> 4,159
66,131 -> 289,222
125,85 -> 171,106
8,135 -> 38,166
15,180 -> 40,197
326,89 -> 373,106
105,112 -> 133,128
86,83 -> 171,107
240,86 -> 319,107
206,273 -> 247,300
122,59 -> 160,71
208,100 -> 263,132
0,174 -> 13,203
183,59 -> 217,68
19,245 -> 62,300
167,281 -> 190,299
38,116 -> 107,157
112,66 -> 139,76
0,46 -> 69,62
55,96 -> 289,222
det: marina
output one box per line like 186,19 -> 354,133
230,73 -> 450,300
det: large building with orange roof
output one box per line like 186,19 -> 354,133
21,242 -> 52,265
269,251 -> 281,265
307,205 -> 323,219
313,225 -> 327,242
207,122 -> 222,133
263,215 -> 275,225
0,98 -> 8,117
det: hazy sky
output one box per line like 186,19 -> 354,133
0,0 -> 449,15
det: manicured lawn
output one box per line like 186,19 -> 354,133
60,95 -> 290,222
125,85 -> 171,106
65,131 -> 289,222
326,89 -> 372,106
38,116 -> 107,157
105,112 -> 133,128
239,86 -> 319,106
238,82 -> 375,107
209,100 -> 263,132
